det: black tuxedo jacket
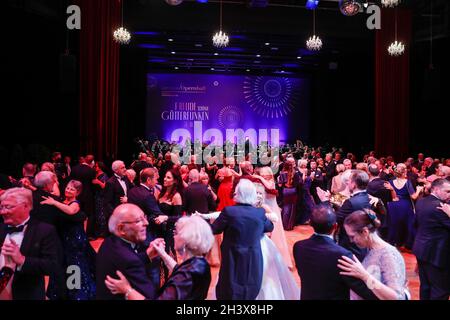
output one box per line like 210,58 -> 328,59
70,164 -> 96,214
413,195 -> 450,268
334,191 -> 371,260
212,204 -> 273,300
294,234 -> 378,300
128,185 -> 162,221
0,218 -> 62,300
367,178 -> 392,207
31,189 -> 63,227
96,235 -> 157,300
183,182 -> 216,214
103,175 -> 133,220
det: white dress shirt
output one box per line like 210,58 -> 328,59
0,217 -> 30,300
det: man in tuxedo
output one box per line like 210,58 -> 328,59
70,155 -> 96,237
31,171 -> 63,227
184,169 -> 216,215
367,164 -> 394,238
96,203 -> 163,300
103,160 -> 133,229
318,170 -> 371,261
294,205 -> 378,300
0,188 -> 62,300
212,179 -> 273,300
131,152 -> 152,185
413,178 -> 450,300
128,168 -> 162,235
324,153 -> 336,191
11,163 -> 36,188
309,160 -> 324,204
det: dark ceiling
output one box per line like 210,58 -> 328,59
122,0 -> 449,74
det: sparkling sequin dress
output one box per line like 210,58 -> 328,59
60,201 -> 96,300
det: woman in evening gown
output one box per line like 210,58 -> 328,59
155,169 -> 184,279
277,158 -> 301,230
254,166 -> 293,270
386,163 -> 423,250
41,180 -> 96,300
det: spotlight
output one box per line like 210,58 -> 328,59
339,0 -> 362,16
305,0 -> 319,10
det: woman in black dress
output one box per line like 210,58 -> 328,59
41,180 -> 96,300
105,215 -> 214,300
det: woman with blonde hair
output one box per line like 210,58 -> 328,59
105,215 -> 214,300
387,163 -> 423,251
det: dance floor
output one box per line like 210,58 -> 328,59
91,225 -> 421,300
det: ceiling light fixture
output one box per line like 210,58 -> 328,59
113,0 -> 131,45
339,0 -> 362,16
306,9 -> 322,51
387,7 -> 405,56
212,0 -> 229,48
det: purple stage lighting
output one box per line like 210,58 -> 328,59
305,0 -> 319,10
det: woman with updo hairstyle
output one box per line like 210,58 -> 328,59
337,210 -> 409,300
386,163 -> 423,252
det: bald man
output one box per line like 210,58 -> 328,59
96,204 -> 163,300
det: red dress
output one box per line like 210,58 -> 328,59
217,175 -> 235,211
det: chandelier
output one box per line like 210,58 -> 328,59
212,0 -> 229,48
339,0 -> 362,16
306,9 -> 322,51
387,8 -> 405,56
165,0 -> 184,5
113,0 -> 131,45
213,31 -> 229,48
306,36 -> 323,51
388,41 -> 405,56
381,0 -> 401,8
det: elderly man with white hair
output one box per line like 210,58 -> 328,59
30,171 -> 63,226
96,203 -> 164,300
211,179 -> 274,300
1,188 -> 62,300
103,160 -> 134,230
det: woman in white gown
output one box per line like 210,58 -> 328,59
254,182 -> 300,300
253,167 -> 294,270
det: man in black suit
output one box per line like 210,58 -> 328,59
324,153 -> 336,191
318,170 -> 372,261
184,169 -> 216,215
367,164 -> 395,238
294,205 -> 378,300
413,178 -> 450,300
103,160 -> 134,228
31,171 -> 63,227
96,203 -> 163,300
131,153 -> 153,185
212,179 -> 273,300
309,160 -> 324,204
70,154 -> 96,237
0,188 -> 62,300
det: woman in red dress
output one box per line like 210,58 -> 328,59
215,157 -> 241,211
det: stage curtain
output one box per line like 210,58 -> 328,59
375,8 -> 412,161
77,0 -> 121,160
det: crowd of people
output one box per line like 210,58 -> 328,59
1,143 -> 450,300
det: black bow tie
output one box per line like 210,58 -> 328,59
6,223 -> 28,235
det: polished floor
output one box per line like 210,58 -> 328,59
92,225 -> 421,300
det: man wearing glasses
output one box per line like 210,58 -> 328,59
96,203 -> 164,300
0,188 -> 61,300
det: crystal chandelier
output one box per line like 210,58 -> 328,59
113,0 -> 131,45
387,8 -> 405,56
381,0 -> 401,8
306,35 -> 323,51
212,0 -> 229,48
113,27 -> 131,44
388,41 -> 405,56
306,9 -> 322,51
339,0 -> 362,16
213,31 -> 229,48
